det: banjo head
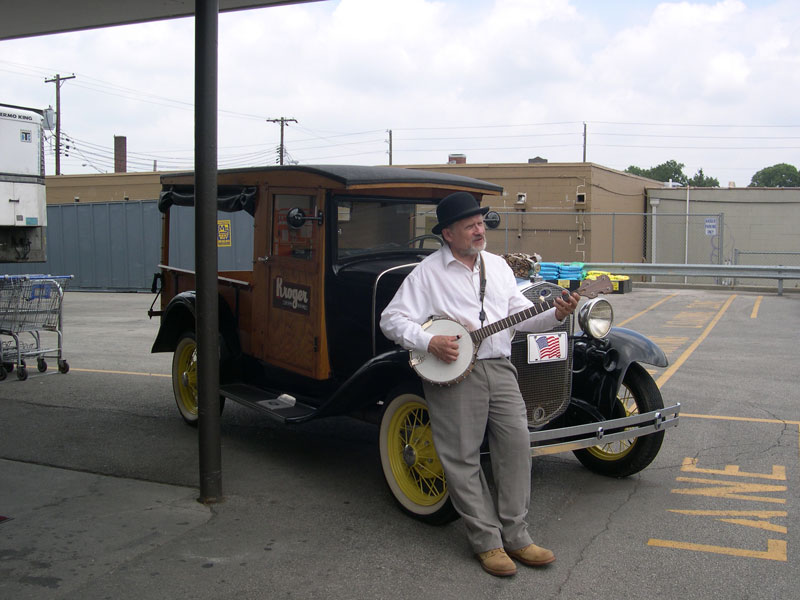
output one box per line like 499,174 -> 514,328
409,317 -> 476,386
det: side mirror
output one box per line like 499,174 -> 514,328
287,207 -> 324,229
484,210 -> 501,229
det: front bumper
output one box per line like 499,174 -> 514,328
529,403 -> 680,456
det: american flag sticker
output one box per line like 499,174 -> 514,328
527,332 -> 567,363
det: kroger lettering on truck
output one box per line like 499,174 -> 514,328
0,104 -> 51,262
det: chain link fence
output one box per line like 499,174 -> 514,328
491,210 -> 725,264
733,250 -> 800,287
489,209 -> 796,289
734,250 -> 800,267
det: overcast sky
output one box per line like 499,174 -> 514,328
2,0 -> 798,187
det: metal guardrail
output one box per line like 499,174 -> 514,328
584,263 -> 800,295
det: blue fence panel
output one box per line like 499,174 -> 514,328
1,200 -> 163,291
1,199 -> 253,290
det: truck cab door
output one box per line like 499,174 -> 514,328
252,187 -> 330,380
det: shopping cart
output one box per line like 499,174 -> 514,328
0,274 -> 72,381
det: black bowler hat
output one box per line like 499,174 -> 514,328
432,192 -> 489,235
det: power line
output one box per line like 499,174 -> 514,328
3,58 -> 271,122
392,121 -> 582,131
596,132 -> 800,140
294,149 -> 388,162
594,143 -> 800,150
59,129 -> 283,171
589,120 -> 800,128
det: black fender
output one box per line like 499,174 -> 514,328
570,326 -> 666,419
150,291 -> 241,363
607,327 -> 668,370
307,349 -> 417,422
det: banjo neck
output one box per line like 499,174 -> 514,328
469,298 -> 555,345
467,275 -> 614,345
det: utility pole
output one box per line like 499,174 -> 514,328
266,117 -> 297,165
387,129 -> 393,165
45,73 -> 76,175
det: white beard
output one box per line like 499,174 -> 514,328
463,239 -> 487,256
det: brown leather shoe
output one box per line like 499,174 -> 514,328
477,548 -> 517,577
506,543 -> 556,566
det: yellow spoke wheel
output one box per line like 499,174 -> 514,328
172,333 -> 199,424
379,388 -> 457,525
574,362 -> 665,477
586,384 -> 637,461
171,331 -> 226,426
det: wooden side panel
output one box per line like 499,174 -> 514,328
157,171 -> 338,380
261,265 -> 322,376
251,186 -> 331,380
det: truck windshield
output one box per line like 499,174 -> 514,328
335,197 -> 440,259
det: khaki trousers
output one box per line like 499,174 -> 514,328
423,358 -> 533,553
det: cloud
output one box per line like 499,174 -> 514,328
2,0 -> 799,184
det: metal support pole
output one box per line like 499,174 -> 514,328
684,186 -> 690,284
195,0 -> 222,503
582,121 -> 587,162
649,197 -> 659,283
717,212 -> 724,285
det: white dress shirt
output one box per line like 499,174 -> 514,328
380,245 -> 562,359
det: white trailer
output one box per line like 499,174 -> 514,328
0,104 -> 50,262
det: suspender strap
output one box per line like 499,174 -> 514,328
478,252 -> 487,325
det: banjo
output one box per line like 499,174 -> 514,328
409,275 -> 613,386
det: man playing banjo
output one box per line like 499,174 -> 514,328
380,191 -> 580,577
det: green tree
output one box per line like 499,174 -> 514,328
626,160 -> 687,185
687,168 -> 719,187
749,163 -> 800,187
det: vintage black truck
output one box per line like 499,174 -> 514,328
149,165 -> 679,523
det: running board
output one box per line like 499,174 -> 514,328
220,383 -> 317,423
529,403 -> 681,456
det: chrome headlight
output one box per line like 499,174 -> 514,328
578,297 -> 613,339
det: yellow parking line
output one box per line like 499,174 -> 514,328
71,367 -> 170,378
648,538 -> 786,561
751,296 -> 762,318
681,413 -> 800,460
655,295 -> 736,389
682,412 -> 800,426
617,293 -> 678,327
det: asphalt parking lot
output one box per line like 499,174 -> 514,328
1,286 -> 797,599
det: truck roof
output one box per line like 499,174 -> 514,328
160,164 -> 503,192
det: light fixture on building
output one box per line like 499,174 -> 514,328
515,193 -> 526,239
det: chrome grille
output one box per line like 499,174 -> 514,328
510,281 -> 573,427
